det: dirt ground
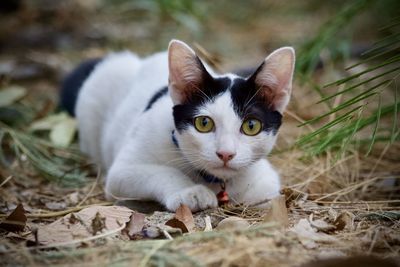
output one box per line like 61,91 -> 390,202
0,1 -> 399,266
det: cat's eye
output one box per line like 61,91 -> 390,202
241,118 -> 262,136
194,116 -> 214,133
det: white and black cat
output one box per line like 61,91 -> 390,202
61,40 -> 295,212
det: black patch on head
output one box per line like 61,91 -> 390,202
230,77 -> 282,134
144,86 -> 168,111
173,76 -> 231,132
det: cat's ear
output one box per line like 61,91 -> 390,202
168,40 -> 210,105
250,47 -> 295,113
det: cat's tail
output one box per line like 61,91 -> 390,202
60,58 -> 102,116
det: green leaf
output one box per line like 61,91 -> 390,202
0,86 -> 27,107
49,117 -> 77,148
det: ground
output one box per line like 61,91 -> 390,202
0,1 -> 399,266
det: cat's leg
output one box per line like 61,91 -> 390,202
228,158 -> 281,206
105,160 -> 218,212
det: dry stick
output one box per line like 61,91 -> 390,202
315,176 -> 382,201
0,175 -> 13,187
77,165 -> 101,207
0,202 -> 113,219
314,199 -> 400,204
289,155 -> 355,188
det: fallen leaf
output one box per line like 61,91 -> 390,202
0,86 -> 27,107
333,212 -> 353,231
174,204 -> 195,232
289,219 -> 337,249
216,216 -> 250,230
49,116 -> 77,147
91,212 -> 106,235
204,216 -> 212,231
30,113 -> 69,131
165,218 -> 189,233
126,212 -> 145,237
36,205 -> 134,246
30,112 -> 77,147
165,204 -> 194,233
263,195 -> 289,227
0,204 -> 27,232
309,214 -> 336,233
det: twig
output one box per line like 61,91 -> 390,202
0,175 -> 13,187
313,200 -> 400,204
77,165 -> 101,207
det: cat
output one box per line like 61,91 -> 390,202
61,40 -> 295,212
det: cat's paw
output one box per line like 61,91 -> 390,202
165,185 -> 218,212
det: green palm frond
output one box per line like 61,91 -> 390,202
297,15 -> 400,156
0,123 -> 87,186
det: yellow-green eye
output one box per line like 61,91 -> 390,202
194,116 -> 214,133
241,118 -> 262,136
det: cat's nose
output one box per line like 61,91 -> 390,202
216,151 -> 236,163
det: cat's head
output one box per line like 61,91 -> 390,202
168,40 -> 295,180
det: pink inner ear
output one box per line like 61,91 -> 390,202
168,40 -> 205,104
254,47 -> 295,113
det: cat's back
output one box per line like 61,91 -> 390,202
75,51 -> 169,167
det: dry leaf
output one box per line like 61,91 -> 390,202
165,204 -> 194,233
126,212 -> 145,237
0,204 -> 27,232
333,212 -> 353,231
36,205 -> 134,245
264,195 -> 289,227
204,216 -> 212,231
290,219 -> 337,249
216,216 -> 250,230
165,218 -> 189,233
174,204 -> 195,232
309,214 -> 336,233
91,212 -> 106,235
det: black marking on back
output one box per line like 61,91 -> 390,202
144,86 -> 168,111
60,58 -> 102,116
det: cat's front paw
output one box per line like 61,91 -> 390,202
165,185 -> 218,212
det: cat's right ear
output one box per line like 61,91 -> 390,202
168,40 -> 209,105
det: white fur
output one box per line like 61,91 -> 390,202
75,41 -> 293,211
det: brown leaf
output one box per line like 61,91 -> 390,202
263,195 -> 289,227
164,204 -> 195,233
174,204 -> 195,232
289,219 -> 337,249
126,212 -> 145,237
91,212 -> 106,235
0,204 -> 27,232
35,205 -> 134,246
165,218 -> 189,233
333,212 -> 353,231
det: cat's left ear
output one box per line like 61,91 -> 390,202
250,47 -> 295,113
168,40 -> 210,105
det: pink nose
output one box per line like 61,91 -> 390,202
216,151 -> 236,163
